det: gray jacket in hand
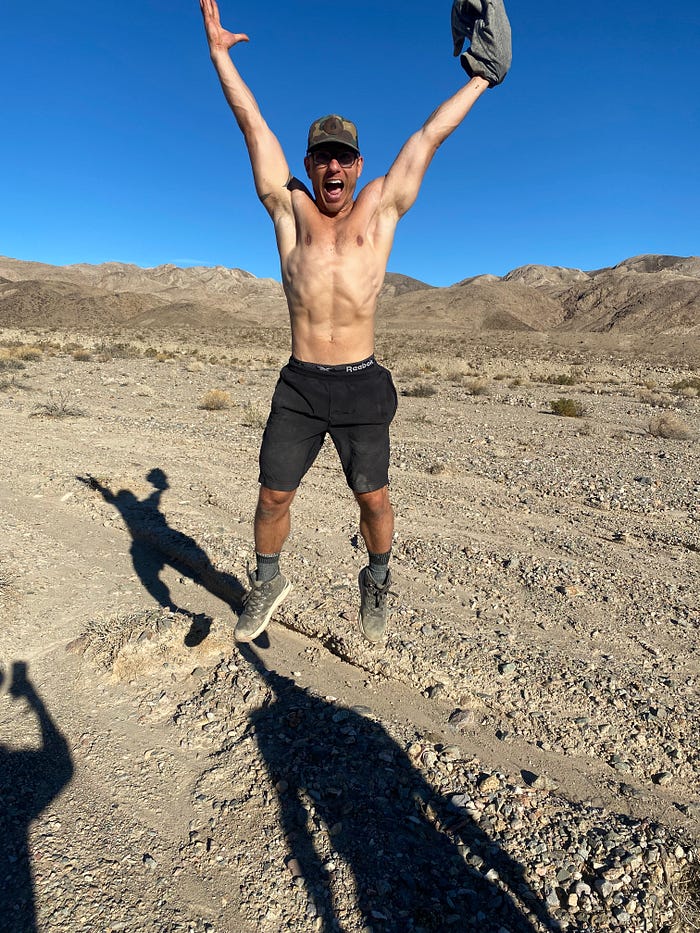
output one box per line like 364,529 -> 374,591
451,0 -> 512,86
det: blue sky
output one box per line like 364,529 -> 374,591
1,1 -> 698,286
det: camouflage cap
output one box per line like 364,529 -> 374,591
307,114 -> 360,154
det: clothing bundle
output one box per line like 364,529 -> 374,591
451,0 -> 512,86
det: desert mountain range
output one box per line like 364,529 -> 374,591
0,253 -> 698,336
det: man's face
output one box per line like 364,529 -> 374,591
304,144 -> 363,215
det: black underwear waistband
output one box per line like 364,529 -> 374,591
288,355 -> 376,376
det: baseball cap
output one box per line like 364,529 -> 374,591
307,114 -> 360,154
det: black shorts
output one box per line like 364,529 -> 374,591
258,356 -> 398,494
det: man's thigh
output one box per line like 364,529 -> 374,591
328,366 -> 398,494
258,369 -> 328,491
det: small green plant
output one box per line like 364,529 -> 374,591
648,413 -> 694,440
550,398 -> 585,418
199,389 -> 232,411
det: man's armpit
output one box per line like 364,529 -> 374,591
259,176 -> 293,204
259,175 -> 311,206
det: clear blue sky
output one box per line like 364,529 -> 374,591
1,1 -> 698,286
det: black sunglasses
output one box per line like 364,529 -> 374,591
309,149 -> 358,168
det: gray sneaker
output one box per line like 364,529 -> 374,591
235,571 -> 292,642
358,567 -> 392,643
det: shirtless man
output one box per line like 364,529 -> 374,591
200,0 -> 491,643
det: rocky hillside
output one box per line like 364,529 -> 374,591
1,253 -> 698,335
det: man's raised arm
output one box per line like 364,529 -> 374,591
378,75 -> 489,221
199,0 -> 293,215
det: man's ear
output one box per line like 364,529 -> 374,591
303,155 -> 312,179
356,155 -> 364,179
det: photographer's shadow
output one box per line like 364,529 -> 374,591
0,662 -> 74,932
240,645 -> 556,933
79,469 -> 245,645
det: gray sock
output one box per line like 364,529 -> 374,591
368,550 -> 391,586
256,552 -> 280,583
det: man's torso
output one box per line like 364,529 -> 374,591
273,180 -> 398,365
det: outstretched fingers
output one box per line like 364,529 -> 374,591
199,0 -> 250,48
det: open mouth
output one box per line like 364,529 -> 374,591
324,179 -> 344,200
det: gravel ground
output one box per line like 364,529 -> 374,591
0,327 -> 698,932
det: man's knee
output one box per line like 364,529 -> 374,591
355,486 -> 392,520
256,486 -> 296,520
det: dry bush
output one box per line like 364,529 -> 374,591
31,390 -> 86,419
669,860 -> 700,932
637,389 -> 677,409
545,372 -> 579,386
241,401 -> 268,428
462,377 -> 491,396
648,413 -> 694,440
0,375 -> 32,392
72,349 -> 92,362
10,345 -> 43,361
185,361 -> 205,373
0,357 -> 26,372
671,376 -> 700,393
550,398 -> 585,418
402,382 -> 437,398
95,341 -> 140,361
199,389 -> 232,411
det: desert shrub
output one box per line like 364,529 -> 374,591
402,382 -> 437,398
31,391 -> 86,419
199,389 -> 232,411
95,341 -> 140,360
462,377 -> 490,396
0,375 -> 31,392
550,398 -> 585,418
636,389 -> 676,409
185,361 -> 205,373
0,357 -> 25,372
241,401 -> 268,428
10,346 -> 43,362
648,413 -> 694,440
509,377 -> 524,387
144,347 -> 158,358
545,373 -> 579,386
671,376 -> 700,394
72,349 -> 92,362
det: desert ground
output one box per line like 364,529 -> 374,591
1,257 -> 699,932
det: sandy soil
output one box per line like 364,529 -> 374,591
1,326 -> 698,932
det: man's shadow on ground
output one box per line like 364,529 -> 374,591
238,644 -> 558,933
78,469 -> 245,646
0,662 -> 74,933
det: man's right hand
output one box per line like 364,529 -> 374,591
199,0 -> 249,55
